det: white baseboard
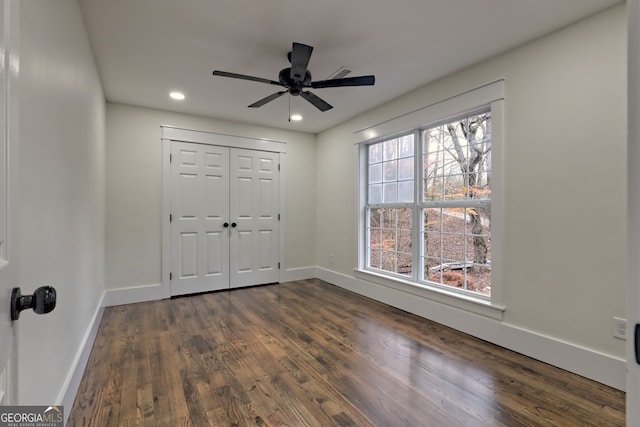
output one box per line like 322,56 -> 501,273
58,292 -> 105,425
316,267 -> 626,391
73,269 -> 626,396
102,271 -> 318,308
281,266 -> 317,283
103,283 -> 170,307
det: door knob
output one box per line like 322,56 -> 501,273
231,222 -> 237,228
10,286 -> 57,321
223,222 -> 229,228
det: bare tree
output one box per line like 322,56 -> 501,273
446,113 -> 491,270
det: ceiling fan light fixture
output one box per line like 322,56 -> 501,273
290,114 -> 303,121
169,91 -> 185,100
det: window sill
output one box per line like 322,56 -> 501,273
354,268 -> 505,320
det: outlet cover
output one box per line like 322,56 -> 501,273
614,317 -> 627,340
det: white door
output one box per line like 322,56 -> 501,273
229,148 -> 280,288
628,0 -> 640,424
0,0 -> 19,405
170,142 -> 230,296
170,142 -> 280,295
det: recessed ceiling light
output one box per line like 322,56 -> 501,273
170,91 -> 185,100
290,114 -> 303,121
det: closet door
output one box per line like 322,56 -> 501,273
170,142 -> 280,295
170,142 -> 229,296
229,148 -> 280,288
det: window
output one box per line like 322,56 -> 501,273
421,112 -> 492,295
358,81 -> 503,314
360,92 -> 501,308
366,135 -> 415,276
365,112 -> 491,296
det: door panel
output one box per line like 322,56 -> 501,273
206,231 -> 223,275
229,149 -> 279,288
170,143 -> 230,296
0,0 -> 18,404
179,232 -> 197,277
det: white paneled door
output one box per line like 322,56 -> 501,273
0,0 -> 18,405
229,148 -> 280,288
170,142 -> 279,296
170,143 -> 230,295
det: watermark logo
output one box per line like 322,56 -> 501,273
0,406 -> 63,427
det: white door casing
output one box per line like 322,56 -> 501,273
0,0 -> 19,405
229,148 -> 280,288
628,0 -> 640,425
166,131 -> 284,296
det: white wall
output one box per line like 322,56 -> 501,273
18,0 -> 105,405
105,103 -> 316,292
316,4 -> 627,388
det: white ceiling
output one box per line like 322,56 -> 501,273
79,0 -> 622,134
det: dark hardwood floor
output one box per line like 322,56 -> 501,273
68,279 -> 625,426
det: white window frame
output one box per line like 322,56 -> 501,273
355,80 -> 505,319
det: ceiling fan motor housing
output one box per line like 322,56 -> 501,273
279,67 -> 311,96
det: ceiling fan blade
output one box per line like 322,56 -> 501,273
248,91 -> 288,108
290,43 -> 313,82
213,70 -> 281,86
300,91 -> 333,112
310,75 -> 376,89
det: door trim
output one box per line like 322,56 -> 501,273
162,126 -> 287,153
161,126 -> 287,297
628,0 -> 640,423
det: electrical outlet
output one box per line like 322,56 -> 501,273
613,317 -> 627,340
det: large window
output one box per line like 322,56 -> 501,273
363,110 -> 493,299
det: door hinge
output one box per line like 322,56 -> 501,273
635,324 -> 640,364
278,214 -> 280,221
170,272 -> 173,281
170,214 -> 173,222
278,163 -> 281,171
278,262 -> 281,270
170,154 -> 173,162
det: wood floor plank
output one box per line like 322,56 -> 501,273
68,279 -> 625,426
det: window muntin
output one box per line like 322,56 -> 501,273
363,110 -> 492,297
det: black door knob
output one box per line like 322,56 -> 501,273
10,286 -> 57,321
223,222 -> 229,228
231,222 -> 237,228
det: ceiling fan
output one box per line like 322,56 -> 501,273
212,42 -> 375,112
